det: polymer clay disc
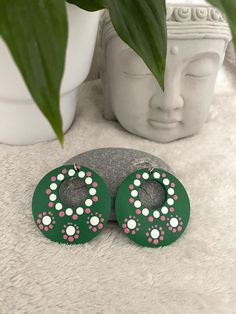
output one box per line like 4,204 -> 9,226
115,168 -> 190,248
32,165 -> 111,244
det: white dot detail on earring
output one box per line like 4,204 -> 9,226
68,169 -> 75,176
142,173 -> 149,180
89,188 -> 96,196
170,217 -> 179,228
57,174 -> 64,181
161,206 -> 169,214
66,226 -> 75,236
42,216 -> 51,226
90,216 -> 99,226
153,172 -> 160,179
85,177 -> 92,185
163,178 -> 170,186
142,208 -> 149,216
55,203 -> 62,210
49,194 -> 56,201
85,199 -> 93,207
50,183 -> 57,190
151,229 -> 160,239
78,171 -> 85,178
153,210 -> 160,218
127,219 -> 136,229
134,179 -> 141,187
66,208 -> 73,216
76,207 -> 84,215
168,188 -> 175,195
131,190 -> 138,197
134,200 -> 141,208
167,198 -> 174,206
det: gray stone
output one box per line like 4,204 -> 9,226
62,147 -> 172,221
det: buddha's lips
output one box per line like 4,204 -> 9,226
149,111 -> 182,123
148,119 -> 180,130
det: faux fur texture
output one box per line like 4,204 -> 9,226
0,80 -> 236,314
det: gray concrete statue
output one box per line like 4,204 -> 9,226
100,3 -> 232,143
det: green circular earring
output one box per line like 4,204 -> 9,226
32,164 -> 111,244
115,168 -> 190,248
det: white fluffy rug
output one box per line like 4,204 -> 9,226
0,80 -> 236,314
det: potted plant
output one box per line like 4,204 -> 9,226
0,1 -> 100,145
0,0 -> 235,145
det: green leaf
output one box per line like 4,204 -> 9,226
207,0 -> 236,46
66,0 -> 105,11
0,0 -> 68,144
105,0 -> 167,90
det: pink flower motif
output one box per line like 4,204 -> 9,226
86,212 -> 104,232
61,222 -> 80,243
166,215 -> 183,233
37,211 -> 55,232
92,182 -> 98,188
51,176 -> 56,182
86,172 -> 92,177
122,216 -> 140,235
146,224 -> 165,246
136,174 -> 141,179
62,168 -> 67,174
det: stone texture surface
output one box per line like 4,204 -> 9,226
64,147 -> 172,220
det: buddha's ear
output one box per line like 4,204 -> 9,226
226,41 -> 236,67
99,11 -> 116,121
100,68 -> 116,122
99,42 -> 116,121
97,46 -> 104,73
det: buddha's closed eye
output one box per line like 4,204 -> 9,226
185,55 -> 219,80
120,48 -> 152,77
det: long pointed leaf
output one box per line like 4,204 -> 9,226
66,0 -> 105,11
105,0 -> 167,90
0,0 -> 68,144
207,0 -> 236,46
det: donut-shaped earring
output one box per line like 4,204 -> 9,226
115,168 -> 190,248
32,164 -> 111,244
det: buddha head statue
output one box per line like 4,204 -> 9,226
100,4 -> 231,143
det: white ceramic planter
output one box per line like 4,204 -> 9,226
0,4 -> 100,145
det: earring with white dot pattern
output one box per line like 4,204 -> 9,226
115,168 -> 190,247
32,164 -> 111,244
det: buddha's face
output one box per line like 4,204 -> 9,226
104,36 -> 227,142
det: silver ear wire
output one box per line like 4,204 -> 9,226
149,167 -> 154,173
74,163 -> 78,171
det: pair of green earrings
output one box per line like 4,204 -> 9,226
32,164 -> 190,248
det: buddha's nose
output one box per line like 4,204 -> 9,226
149,80 -> 184,112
